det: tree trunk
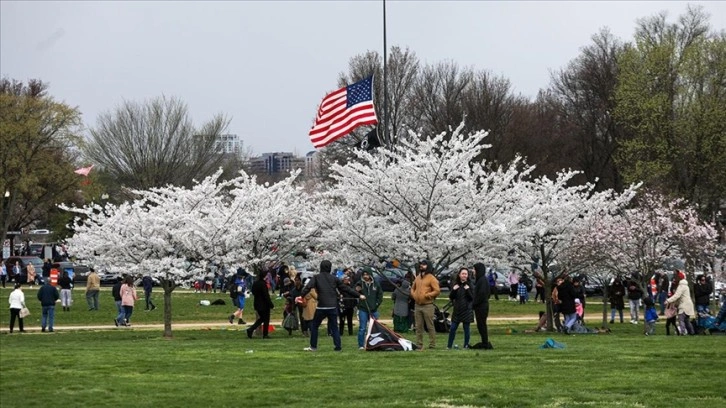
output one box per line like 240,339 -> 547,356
161,278 -> 176,338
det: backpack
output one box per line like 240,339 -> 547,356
229,282 -> 238,299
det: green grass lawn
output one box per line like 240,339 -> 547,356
1,287 -> 724,407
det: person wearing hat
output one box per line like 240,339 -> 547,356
665,270 -> 695,335
411,259 -> 441,350
355,268 -> 383,349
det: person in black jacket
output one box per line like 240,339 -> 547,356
694,275 -> 713,314
471,263 -> 493,349
246,269 -> 275,339
447,267 -> 474,349
112,277 -> 125,327
626,276 -> 643,324
297,260 -> 364,351
556,275 -> 578,333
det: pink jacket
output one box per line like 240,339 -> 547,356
121,284 -> 138,307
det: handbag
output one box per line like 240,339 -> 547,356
19,307 -> 30,318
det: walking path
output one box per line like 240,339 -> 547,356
2,316 -> 536,334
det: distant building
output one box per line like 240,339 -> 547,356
248,152 -> 308,176
215,134 -> 244,156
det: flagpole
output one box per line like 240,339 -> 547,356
382,0 -> 389,149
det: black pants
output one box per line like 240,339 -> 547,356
489,286 -> 499,300
249,308 -> 271,336
9,308 -> 24,332
474,305 -> 489,345
339,307 -> 355,335
510,284 -> 518,299
534,287 -> 545,302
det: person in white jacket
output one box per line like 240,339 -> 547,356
665,270 -> 695,335
8,283 -> 27,333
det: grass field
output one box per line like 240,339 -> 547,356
1,287 -> 724,408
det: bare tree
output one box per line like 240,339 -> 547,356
85,96 -> 231,191
550,29 -> 625,192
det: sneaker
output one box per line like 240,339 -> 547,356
151,306 -> 157,311
114,319 -> 119,327
228,315 -> 234,324
609,320 -> 614,324
463,344 -> 470,349
246,328 -> 253,339
358,347 -> 365,350
303,347 -> 317,352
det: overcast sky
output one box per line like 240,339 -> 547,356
2,1 -> 725,156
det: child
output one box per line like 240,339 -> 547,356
644,297 -> 658,335
575,298 -> 584,323
518,279 -> 529,304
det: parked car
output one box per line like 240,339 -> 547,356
3,256 -> 44,282
374,268 -> 408,292
99,271 -> 122,285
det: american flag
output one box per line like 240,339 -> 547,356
309,76 -> 378,149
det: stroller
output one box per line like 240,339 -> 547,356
429,302 -> 452,333
695,305 -> 726,335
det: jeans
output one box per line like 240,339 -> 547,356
86,289 -> 99,310
310,308 -> 341,350
447,321 -> 470,348
611,308 -> 624,323
123,305 -> 134,323
357,309 -> 379,347
696,304 -> 709,314
41,305 -> 56,330
414,303 -> 436,348
677,313 -> 694,335
563,312 -> 578,331
629,299 -> 640,322
145,289 -> 155,309
115,300 -> 125,324
658,291 -> 667,314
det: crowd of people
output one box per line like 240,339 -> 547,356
6,255 -> 724,343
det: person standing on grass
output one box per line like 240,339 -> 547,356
112,276 -> 126,327
572,276 -> 586,323
447,267 -> 474,350
246,269 -> 275,339
37,279 -> 59,332
1,259 -> 8,288
665,270 -> 695,335
142,275 -> 157,311
472,263 -> 493,349
693,275 -> 713,315
297,260 -> 364,351
608,276 -> 626,324
391,279 -> 411,333
300,279 -> 317,337
85,267 -> 101,311
626,276 -> 643,324
356,268 -> 383,350
507,269 -> 519,300
120,276 -> 138,326
411,259 -> 441,350
338,275 -> 358,336
487,267 -> 499,301
556,274 -> 578,334
58,271 -> 73,311
8,282 -> 27,333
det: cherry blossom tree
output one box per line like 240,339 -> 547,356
312,123 -> 531,275
64,169 -> 315,337
566,191 -> 719,326
504,173 -> 639,330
